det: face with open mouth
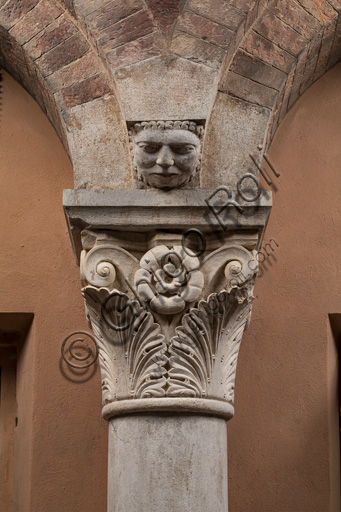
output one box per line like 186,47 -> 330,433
133,128 -> 201,189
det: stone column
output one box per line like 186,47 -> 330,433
64,188 -> 271,512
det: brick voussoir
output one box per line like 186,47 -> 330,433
230,49 -> 287,90
254,10 -> 308,57
86,0 -> 144,31
243,31 -> 296,73
23,14 -> 79,61
46,52 -> 103,93
62,73 -> 111,108
177,10 -> 235,49
270,0 -> 322,40
98,9 -> 156,51
0,0 -> 39,30
219,70 -> 278,109
36,32 -> 90,77
8,1 -> 63,45
107,31 -> 164,69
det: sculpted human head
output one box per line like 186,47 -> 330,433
130,121 -> 203,190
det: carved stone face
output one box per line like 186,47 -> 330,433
133,129 -> 201,189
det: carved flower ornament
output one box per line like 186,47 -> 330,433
134,245 -> 204,314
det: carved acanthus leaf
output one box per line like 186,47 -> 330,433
168,282 -> 254,401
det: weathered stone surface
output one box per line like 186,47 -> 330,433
37,33 -> 90,77
270,0 -> 321,39
62,73 -> 110,108
177,10 -> 234,48
46,52 -> 103,93
98,9 -> 156,51
277,66 -> 295,125
229,50 -> 286,90
114,55 -> 219,121
23,14 -> 78,60
65,95 -> 132,189
243,31 -> 296,73
254,10 -> 308,57
8,1 -> 63,44
108,416 -> 228,512
107,31 -> 164,69
201,92 -> 270,188
0,0 -> 39,30
186,0 -> 246,31
170,32 -> 226,68
220,71 -> 278,109
287,45 -> 309,110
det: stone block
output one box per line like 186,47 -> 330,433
36,33 -> 90,77
254,10 -> 308,57
8,1 -> 63,45
0,0 -> 39,30
230,50 -> 286,90
170,32 -> 226,68
270,0 -> 321,39
299,32 -> 322,94
107,31 -> 164,69
287,45 -> 309,110
201,92 -> 270,188
65,95 -> 133,189
98,9 -> 155,51
243,31 -> 296,73
220,71 -> 278,109
177,10 -> 234,48
23,14 -> 78,60
62,73 -> 111,108
114,55 -> 219,121
46,52 -> 103,93
186,0 -> 246,31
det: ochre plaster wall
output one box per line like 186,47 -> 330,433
229,63 -> 341,512
0,71 -> 107,512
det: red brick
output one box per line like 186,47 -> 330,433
313,17 -> 337,80
186,0 -> 246,31
47,52 -> 103,92
220,71 -> 278,109
87,0 -> 144,31
62,73 -> 111,108
107,32 -> 164,69
243,31 -> 296,73
9,1 -> 63,45
177,11 -> 234,48
24,14 -> 78,60
229,0 -> 254,12
98,10 -> 156,50
145,0 -> 182,36
0,0 -> 39,30
170,32 -> 226,68
270,0 -> 321,39
230,50 -> 287,90
254,10 -> 307,57
37,33 -> 90,77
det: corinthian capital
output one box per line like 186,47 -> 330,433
64,189 -> 271,421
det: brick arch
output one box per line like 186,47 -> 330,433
0,0 -> 132,188
202,0 -> 341,187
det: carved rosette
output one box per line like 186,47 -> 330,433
81,234 -> 258,420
